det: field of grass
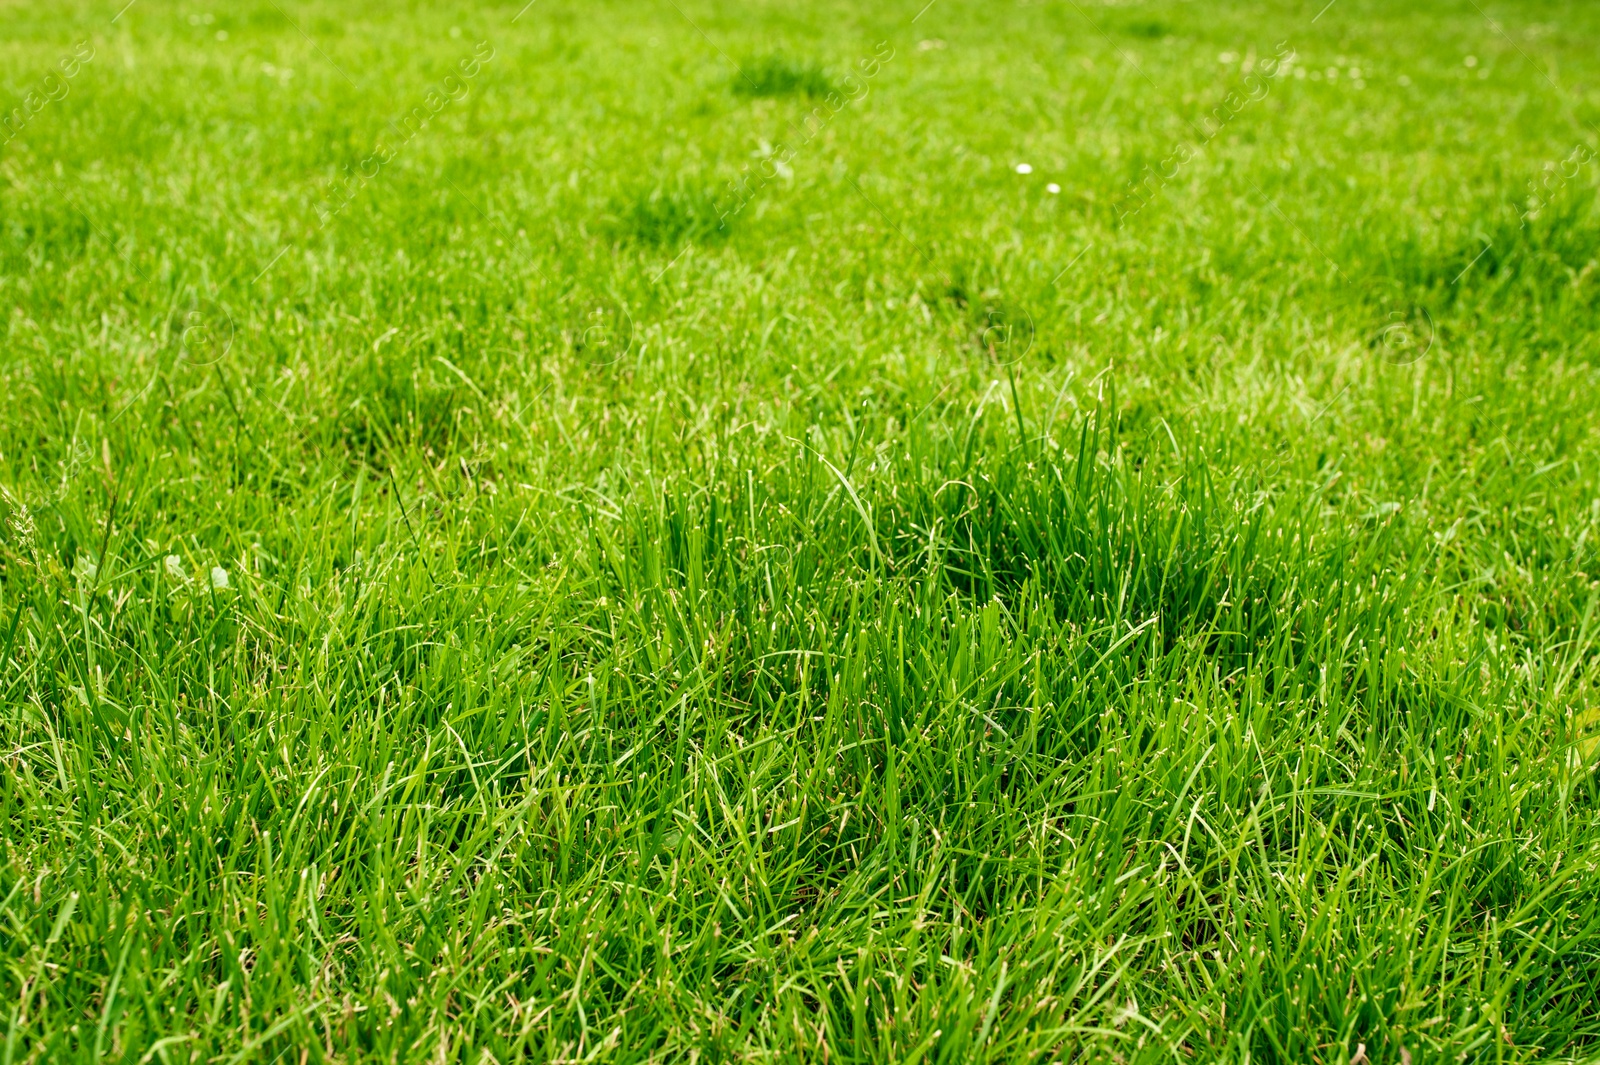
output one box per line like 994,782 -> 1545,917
3,0 -> 1600,1060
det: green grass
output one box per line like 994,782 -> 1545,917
731,55 -> 835,99
3,0 -> 1600,1060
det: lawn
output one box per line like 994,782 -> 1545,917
3,0 -> 1600,1060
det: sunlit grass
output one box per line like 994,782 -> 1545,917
2,0 -> 1600,1061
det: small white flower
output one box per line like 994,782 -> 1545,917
1463,55 -> 1477,68
165,555 -> 186,580
1014,163 -> 1032,175
1046,183 -> 1061,194
211,566 -> 230,590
